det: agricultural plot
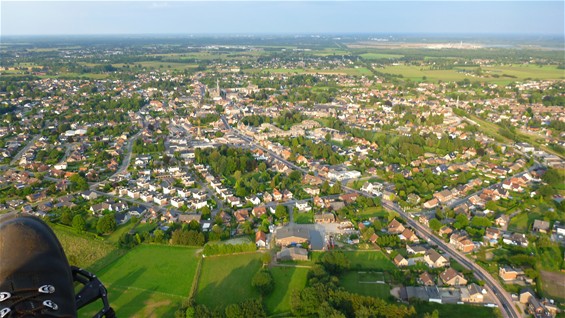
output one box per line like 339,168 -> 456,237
79,245 -> 200,318
340,271 -> 390,299
264,267 -> 309,315
378,64 -> 564,84
195,253 -> 263,309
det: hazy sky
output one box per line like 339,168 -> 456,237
1,1 -> 564,36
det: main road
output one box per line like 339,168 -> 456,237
221,115 -> 520,318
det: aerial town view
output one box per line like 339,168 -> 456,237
0,1 -> 564,318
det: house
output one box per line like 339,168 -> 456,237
503,233 -> 529,247
276,247 -> 309,261
439,268 -> 467,286
339,193 -> 358,204
295,200 -> 311,212
418,272 -> 435,286
388,219 -> 405,234
485,227 -> 501,240
423,198 -> 439,209
272,189 -> 283,201
424,249 -> 449,268
328,201 -> 346,211
81,191 -> 98,200
314,213 -> 335,224
532,220 -> 550,234
252,206 -> 267,218
255,231 -> 267,248
495,214 -> 510,229
227,196 -> 241,207
246,196 -> 261,205
461,283 -> 485,303
176,213 -> 200,224
394,254 -> 408,267
450,233 -> 475,253
276,227 -> 309,246
234,209 -> 250,223
406,245 -> 427,255
399,228 -> 419,242
218,211 -> 232,224
433,189 -> 453,204
438,226 -> 453,237
499,266 -> 524,281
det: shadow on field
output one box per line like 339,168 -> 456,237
109,268 -> 147,316
196,260 -> 261,309
265,266 -> 295,314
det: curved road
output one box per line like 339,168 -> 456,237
224,115 -> 519,318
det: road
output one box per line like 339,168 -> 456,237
221,115 -> 519,318
382,200 -> 519,318
10,134 -> 39,165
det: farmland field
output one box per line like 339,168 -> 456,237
195,253 -> 263,309
264,266 -> 309,315
340,271 -> 390,299
79,244 -> 200,318
378,63 -> 564,84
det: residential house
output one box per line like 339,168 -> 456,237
178,213 -> 201,224
499,266 -> 524,281
388,219 -> 405,234
394,254 -> 408,267
423,198 -> 439,209
503,233 -> 529,247
81,191 -> 98,200
252,206 -> 267,218
461,283 -> 485,303
234,209 -> 250,223
439,268 -> 467,286
399,228 -> 419,242
272,189 -> 283,201
450,233 -> 475,253
495,214 -> 510,229
295,200 -> 311,212
314,213 -> 335,224
406,245 -> 427,255
532,220 -> 550,234
424,249 -> 449,268
438,226 -> 453,237
418,272 -> 435,286
255,231 -> 267,248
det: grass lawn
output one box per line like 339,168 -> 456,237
196,253 -> 263,309
357,206 -> 395,219
540,271 -> 565,302
413,302 -> 498,318
264,267 -> 309,315
50,223 -> 118,269
79,244 -> 200,318
344,251 -> 396,271
340,271 -> 390,299
295,211 -> 314,224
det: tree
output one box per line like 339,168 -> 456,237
261,252 -> 271,266
318,251 -> 350,275
72,215 -> 86,232
96,214 -> 117,234
453,213 -> 469,230
60,210 -> 73,226
275,205 -> 288,221
251,269 -> 274,295
423,309 -> 440,318
429,218 -> 442,232
153,229 -> 165,243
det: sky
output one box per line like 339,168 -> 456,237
1,1 -> 563,36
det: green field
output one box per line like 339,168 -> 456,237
344,251 -> 396,270
294,211 -> 314,224
253,67 -> 372,76
340,271 -> 390,299
264,266 -> 309,315
51,223 -> 118,269
195,253 -> 263,309
378,63 -> 564,84
360,53 -> 404,59
80,244 -> 200,318
540,271 -> 565,302
357,206 -> 397,219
